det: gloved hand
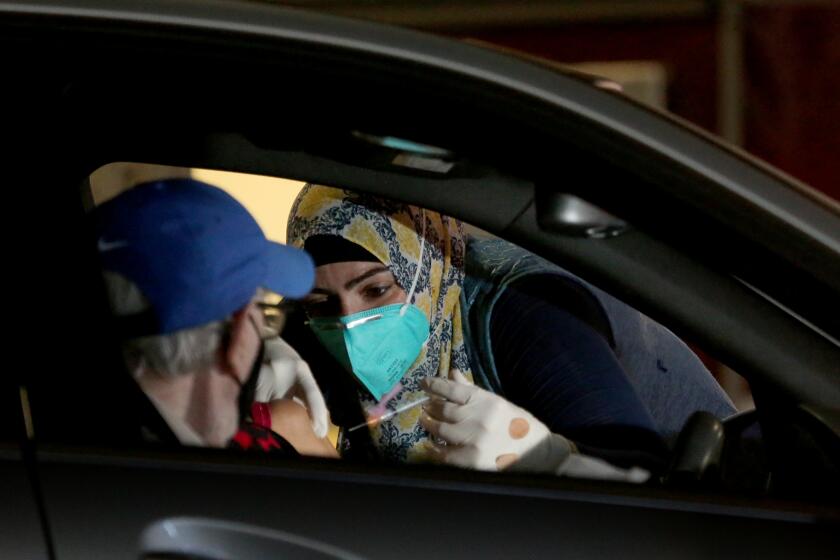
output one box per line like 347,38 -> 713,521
256,336 -> 329,439
420,370 -> 650,482
419,370 -> 574,473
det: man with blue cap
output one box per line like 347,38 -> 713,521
95,178 -> 331,452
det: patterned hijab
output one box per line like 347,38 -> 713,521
287,185 -> 473,462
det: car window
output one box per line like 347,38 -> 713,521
62,163 -> 760,490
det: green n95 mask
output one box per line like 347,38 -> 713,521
309,303 -> 430,401
308,211 -> 430,401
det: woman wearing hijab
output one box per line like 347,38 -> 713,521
286,185 -> 734,475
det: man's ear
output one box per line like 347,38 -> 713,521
225,304 -> 260,383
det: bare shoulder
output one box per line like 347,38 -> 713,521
268,398 -> 339,458
269,398 -> 311,429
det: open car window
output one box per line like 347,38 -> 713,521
69,162 -> 770,493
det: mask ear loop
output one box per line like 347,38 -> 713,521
400,209 -> 426,317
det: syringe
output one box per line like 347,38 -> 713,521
347,396 -> 431,432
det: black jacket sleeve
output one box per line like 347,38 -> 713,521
490,275 -> 669,471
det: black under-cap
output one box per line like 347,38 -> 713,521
303,234 -> 382,267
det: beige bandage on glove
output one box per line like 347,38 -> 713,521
256,336 -> 329,439
420,370 -> 649,483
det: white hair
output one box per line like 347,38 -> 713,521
102,271 -> 226,377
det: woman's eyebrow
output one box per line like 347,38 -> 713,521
345,266 -> 390,290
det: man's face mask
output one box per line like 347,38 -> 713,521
235,316 -> 268,423
308,215 -> 430,401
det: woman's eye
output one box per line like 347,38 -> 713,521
364,285 -> 391,299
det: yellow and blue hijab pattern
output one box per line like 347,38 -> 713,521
287,185 -> 473,462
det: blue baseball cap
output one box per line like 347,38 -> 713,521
94,178 -> 315,335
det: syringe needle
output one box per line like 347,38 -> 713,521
347,396 -> 431,432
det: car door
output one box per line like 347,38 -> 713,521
4,1 -> 839,559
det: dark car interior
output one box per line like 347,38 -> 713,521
4,2 -> 840,558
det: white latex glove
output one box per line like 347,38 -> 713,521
420,370 -> 572,472
420,370 -> 650,483
256,336 -> 329,439
559,454 -> 649,483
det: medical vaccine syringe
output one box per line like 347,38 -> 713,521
347,396 -> 431,432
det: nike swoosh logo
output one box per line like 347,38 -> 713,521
98,238 -> 129,252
